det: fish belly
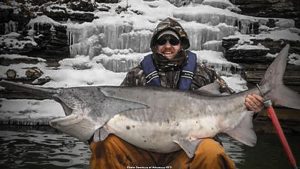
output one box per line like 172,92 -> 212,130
105,112 -> 221,153
106,114 -> 181,153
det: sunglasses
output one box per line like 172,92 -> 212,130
156,36 -> 180,46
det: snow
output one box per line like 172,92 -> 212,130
0,62 -> 47,79
173,3 -> 263,32
288,53 -> 300,65
42,62 -> 126,88
202,0 -> 240,11
222,74 -> 248,92
202,40 -> 223,51
224,29 -> 300,43
0,54 -> 46,62
256,29 -> 300,41
231,44 -> 269,50
0,99 -> 64,118
92,50 -> 146,72
0,99 -> 64,125
0,33 -> 37,50
0,54 -> 125,87
27,15 -> 62,27
276,19 -> 295,28
2,32 -> 21,38
194,50 -> 240,72
266,53 -> 277,58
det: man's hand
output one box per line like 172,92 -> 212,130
245,94 -> 264,112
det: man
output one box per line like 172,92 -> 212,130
90,17 -> 263,169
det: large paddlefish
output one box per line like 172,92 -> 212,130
1,45 -> 299,158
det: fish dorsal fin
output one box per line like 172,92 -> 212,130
195,81 -> 222,96
173,138 -> 202,158
225,111 -> 257,147
96,96 -> 149,125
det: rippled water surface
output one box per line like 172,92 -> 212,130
0,126 -> 90,169
0,126 -> 299,169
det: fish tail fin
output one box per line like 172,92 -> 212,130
0,80 -> 58,99
259,44 -> 300,109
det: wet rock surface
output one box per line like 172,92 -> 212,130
222,34 -> 300,92
230,0 -> 300,28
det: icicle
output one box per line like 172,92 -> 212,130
4,23 -> 9,34
36,23 -> 39,34
202,40 -> 223,51
4,20 -> 17,34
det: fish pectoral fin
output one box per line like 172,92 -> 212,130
93,127 -> 110,142
225,111 -> 257,147
173,138 -> 202,158
49,113 -> 97,142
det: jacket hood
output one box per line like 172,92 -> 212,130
150,18 -> 190,51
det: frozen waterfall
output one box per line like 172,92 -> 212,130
67,18 -> 237,56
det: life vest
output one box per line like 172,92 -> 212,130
140,51 -> 197,90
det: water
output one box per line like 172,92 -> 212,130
0,126 -> 299,169
0,126 -> 90,169
236,133 -> 300,169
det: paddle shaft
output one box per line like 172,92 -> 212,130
264,100 -> 298,169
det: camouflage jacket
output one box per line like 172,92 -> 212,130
121,63 -> 234,94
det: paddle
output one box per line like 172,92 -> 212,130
264,100 -> 298,169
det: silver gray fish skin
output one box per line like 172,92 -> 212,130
97,86 -> 257,155
1,45 -> 299,158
